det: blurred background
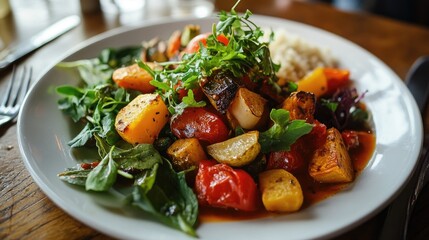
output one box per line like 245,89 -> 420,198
0,0 -> 428,63
314,0 -> 429,27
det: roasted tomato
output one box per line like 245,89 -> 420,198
267,144 -> 305,173
174,81 -> 205,102
195,160 -> 259,211
170,107 -> 229,145
185,33 -> 229,53
341,130 -> 360,150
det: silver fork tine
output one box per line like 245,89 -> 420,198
1,65 -> 18,109
0,66 -> 32,126
15,66 -> 32,111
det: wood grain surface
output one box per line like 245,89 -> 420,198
1,0 -> 429,239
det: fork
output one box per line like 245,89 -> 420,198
379,56 -> 429,240
0,66 -> 32,126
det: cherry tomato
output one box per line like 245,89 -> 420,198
267,144 -> 305,173
185,33 -> 229,53
308,120 -> 327,149
174,82 -> 205,102
195,160 -> 259,211
170,107 -> 229,145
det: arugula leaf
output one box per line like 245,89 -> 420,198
259,109 -> 313,153
86,146 -> 118,191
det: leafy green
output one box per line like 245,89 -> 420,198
132,159 -> 198,237
58,167 -> 91,186
140,2 -> 281,115
259,109 -> 313,153
85,146 -> 118,191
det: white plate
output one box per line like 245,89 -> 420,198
18,15 -> 423,240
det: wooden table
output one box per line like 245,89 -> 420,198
1,0 -> 429,239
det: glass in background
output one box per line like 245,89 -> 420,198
168,0 -> 214,18
100,0 -> 146,14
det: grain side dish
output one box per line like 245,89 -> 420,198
56,2 -> 373,236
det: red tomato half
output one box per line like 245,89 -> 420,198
195,160 -> 259,211
185,33 -> 229,53
170,107 -> 229,144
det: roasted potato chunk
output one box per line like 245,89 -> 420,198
259,169 -> 303,212
115,94 -> 169,144
282,91 -> 316,122
167,138 -> 207,171
229,87 -> 268,129
206,131 -> 260,167
309,128 -> 354,183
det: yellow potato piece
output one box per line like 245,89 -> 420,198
115,94 -> 169,144
206,131 -> 260,167
259,169 -> 304,212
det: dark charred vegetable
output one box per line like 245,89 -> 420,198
201,71 -> 240,114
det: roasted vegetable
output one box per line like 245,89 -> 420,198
308,127 -> 354,183
115,93 -> 169,144
166,30 -> 182,59
229,87 -> 268,129
259,169 -> 303,212
282,91 -> 316,122
141,38 -> 168,62
201,71 -> 240,114
297,67 -> 328,97
170,107 -> 229,145
206,131 -> 260,167
167,138 -> 207,172
112,62 -> 160,93
297,67 -> 351,98
195,160 -> 259,211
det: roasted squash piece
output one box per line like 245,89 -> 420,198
309,127 -> 354,183
112,62 -> 160,93
206,131 -> 260,167
259,169 -> 303,212
282,91 -> 316,122
115,94 -> 169,144
297,67 -> 328,97
229,87 -> 268,129
167,138 -> 207,172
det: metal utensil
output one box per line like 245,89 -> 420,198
0,66 -> 32,127
379,56 -> 429,240
0,15 -> 80,70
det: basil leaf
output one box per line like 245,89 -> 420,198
259,109 -> 313,153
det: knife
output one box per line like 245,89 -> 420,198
0,15 -> 81,70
